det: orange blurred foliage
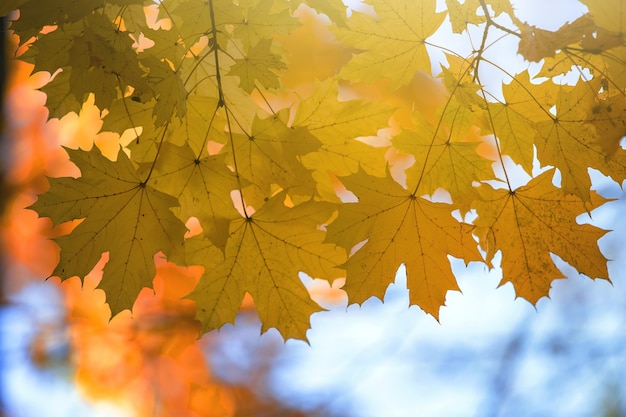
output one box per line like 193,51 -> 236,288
54,258 -> 235,417
1,36 -> 237,417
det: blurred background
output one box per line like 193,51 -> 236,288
1,1 -> 625,416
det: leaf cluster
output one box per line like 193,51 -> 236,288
5,0 -> 626,340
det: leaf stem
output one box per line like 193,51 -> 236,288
476,77 -> 514,191
116,75 -> 141,144
472,14 -> 492,82
478,0 -> 521,38
142,121 -> 170,184
208,0 -> 249,218
208,0 -> 224,108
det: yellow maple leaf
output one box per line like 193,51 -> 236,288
150,142 -> 241,251
223,111 -> 320,207
163,0 -> 242,47
326,170 -> 481,318
473,170 -> 609,303
518,14 -> 623,62
580,0 -> 626,36
187,194 -> 345,340
232,0 -> 299,50
490,72 -> 626,201
294,79 -> 393,200
228,39 -> 286,93
30,147 -> 187,315
392,112 -> 493,211
485,72 -> 550,174
445,0 -> 486,34
534,79 -> 626,201
334,0 -> 446,87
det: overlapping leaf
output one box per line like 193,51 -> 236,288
334,0 -> 446,86
30,147 -> 187,314
393,111 -> 493,211
294,80 -> 393,200
150,142 -> 240,250
187,194 -> 346,340
9,0 -> 626,341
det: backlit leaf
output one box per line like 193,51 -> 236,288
19,0 -> 626,340
474,170 -> 609,303
188,194 -> 345,340
334,0 -> 446,87
30,147 -> 187,314
326,170 -> 481,318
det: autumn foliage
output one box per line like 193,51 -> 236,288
2,0 -> 626,344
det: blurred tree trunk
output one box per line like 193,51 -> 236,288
0,15 -> 8,417
0,15 -> 8,305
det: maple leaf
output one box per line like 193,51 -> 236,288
334,0 -> 446,87
40,69 -> 83,119
140,26 -> 190,69
103,2 -> 150,35
326,170 -> 481,318
294,79 -> 392,199
187,194 -> 346,340
580,0 -> 626,35
71,15 -> 151,110
473,170 -> 609,303
392,112 -> 493,211
223,111 -> 320,206
534,79 -> 626,201
141,56 -> 187,126
101,95 -> 156,138
13,0 -> 626,340
445,0 -> 486,34
150,142 -> 241,251
162,0 -> 242,47
484,71 -> 551,175
483,0 -> 517,19
518,14 -> 623,62
173,96 -> 225,154
30,147 -> 187,315
7,0 -> 106,44
440,54 -> 486,112
19,21 -> 83,74
228,39 -> 286,93
489,72 -> 626,201
231,0 -> 300,51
